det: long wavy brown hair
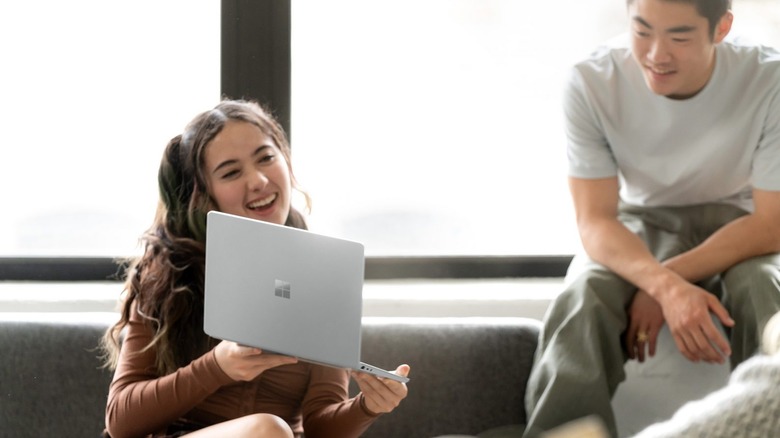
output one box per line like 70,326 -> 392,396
100,99 -> 311,375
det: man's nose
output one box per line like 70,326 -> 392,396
648,38 -> 671,64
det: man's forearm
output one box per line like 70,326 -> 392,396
579,217 -> 683,300
664,213 -> 780,284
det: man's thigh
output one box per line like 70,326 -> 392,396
721,253 -> 780,328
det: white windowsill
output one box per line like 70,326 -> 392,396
0,278 -> 560,320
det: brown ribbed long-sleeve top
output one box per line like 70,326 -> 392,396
104,306 -> 378,438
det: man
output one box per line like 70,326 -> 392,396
523,0 -> 780,437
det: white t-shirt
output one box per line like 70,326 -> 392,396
564,34 -> 780,211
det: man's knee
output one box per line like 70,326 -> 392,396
722,254 -> 780,310
538,271 -> 634,349
724,254 -> 780,284
558,269 -> 634,312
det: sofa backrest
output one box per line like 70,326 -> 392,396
354,317 -> 540,438
0,313 -> 540,438
0,312 -> 116,437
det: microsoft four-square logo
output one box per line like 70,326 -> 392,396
274,279 -> 291,299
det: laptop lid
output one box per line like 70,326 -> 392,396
203,211 -> 408,383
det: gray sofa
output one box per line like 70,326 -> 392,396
0,312 -> 540,438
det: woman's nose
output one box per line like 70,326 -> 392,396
246,170 -> 269,190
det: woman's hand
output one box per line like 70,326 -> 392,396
214,340 -> 298,381
352,364 -> 410,415
626,290 -> 665,362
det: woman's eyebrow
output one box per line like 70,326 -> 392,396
212,145 -> 272,174
212,158 -> 238,174
251,145 -> 272,157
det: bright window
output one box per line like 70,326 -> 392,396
0,1 -> 219,256
291,0 -> 780,256
2,0 -> 777,258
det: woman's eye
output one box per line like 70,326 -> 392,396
221,169 -> 239,179
258,154 -> 275,164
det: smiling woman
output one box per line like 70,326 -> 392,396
204,121 -> 296,227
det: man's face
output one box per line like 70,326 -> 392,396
629,0 -> 731,99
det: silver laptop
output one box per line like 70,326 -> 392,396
203,211 -> 408,383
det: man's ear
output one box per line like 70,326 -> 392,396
713,11 -> 733,44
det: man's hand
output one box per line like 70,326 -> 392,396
626,290 -> 665,362
658,283 -> 734,364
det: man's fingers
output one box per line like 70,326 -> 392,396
636,327 -> 650,362
684,326 -> 728,363
707,296 -> 735,328
643,328 -> 658,358
701,321 -> 731,360
674,333 -> 699,362
626,329 -> 637,359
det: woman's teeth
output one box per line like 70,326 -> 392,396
248,194 -> 276,209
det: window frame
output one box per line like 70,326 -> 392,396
0,255 -> 571,282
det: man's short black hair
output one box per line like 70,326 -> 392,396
627,0 -> 731,37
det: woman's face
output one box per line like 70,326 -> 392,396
203,120 -> 292,225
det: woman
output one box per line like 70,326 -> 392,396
100,99 -> 409,438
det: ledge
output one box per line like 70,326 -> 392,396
0,278 -> 560,319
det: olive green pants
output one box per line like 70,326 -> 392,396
523,203 -> 780,438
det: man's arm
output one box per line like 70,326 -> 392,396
569,176 -> 733,363
569,176 -> 677,290
663,188 -> 780,283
